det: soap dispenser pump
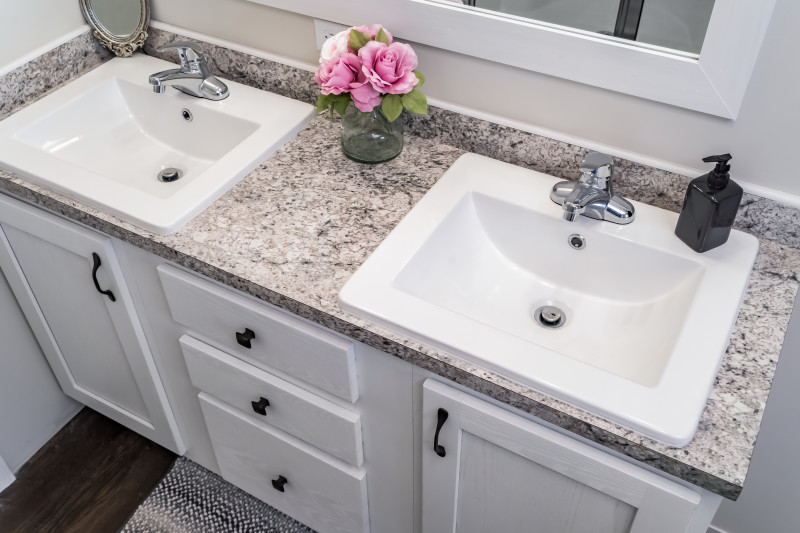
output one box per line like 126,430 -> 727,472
675,153 -> 743,253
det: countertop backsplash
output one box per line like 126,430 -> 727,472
1,26 -> 799,502
145,27 -> 800,249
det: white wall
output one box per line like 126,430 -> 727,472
153,0 -> 799,201
0,0 -> 86,73
0,269 -> 80,472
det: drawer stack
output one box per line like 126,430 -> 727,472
158,265 -> 368,533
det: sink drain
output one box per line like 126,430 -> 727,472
158,167 -> 183,182
567,233 -> 586,250
533,305 -> 566,329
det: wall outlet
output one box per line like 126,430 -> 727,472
314,19 -> 348,50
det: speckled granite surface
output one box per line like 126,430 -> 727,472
0,32 -> 111,121
1,28 -> 799,501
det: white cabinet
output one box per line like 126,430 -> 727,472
0,195 -> 182,453
200,393 -> 370,533
158,264 -> 359,403
151,262 -> 414,533
421,379 -> 713,533
0,194 -> 724,533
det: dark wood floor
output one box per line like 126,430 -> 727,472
0,408 -> 176,533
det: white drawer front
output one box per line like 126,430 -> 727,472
199,393 -> 369,533
181,335 -> 364,466
158,265 -> 358,403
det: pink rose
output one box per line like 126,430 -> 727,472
358,41 -> 419,95
319,29 -> 350,62
315,54 -> 361,95
350,81 -> 382,112
350,25 -> 393,43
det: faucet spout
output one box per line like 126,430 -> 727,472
148,41 -> 229,101
549,152 -> 635,225
562,207 -> 580,222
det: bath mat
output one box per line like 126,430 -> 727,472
120,456 -> 316,533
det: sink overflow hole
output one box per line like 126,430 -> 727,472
181,108 -> 193,121
158,167 -> 183,183
534,305 -> 566,329
568,233 -> 586,250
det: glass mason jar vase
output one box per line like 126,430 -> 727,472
340,104 -> 404,164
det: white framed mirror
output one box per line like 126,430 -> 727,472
246,0 -> 776,119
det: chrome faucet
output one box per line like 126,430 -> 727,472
550,152 -> 635,224
148,41 -> 229,100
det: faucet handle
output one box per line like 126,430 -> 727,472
579,152 -> 614,180
157,41 -> 205,70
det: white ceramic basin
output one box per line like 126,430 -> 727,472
0,54 -> 314,234
340,153 -> 759,445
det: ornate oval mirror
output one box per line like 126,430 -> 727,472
80,0 -> 150,57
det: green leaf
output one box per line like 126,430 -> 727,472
382,94 -> 403,122
332,96 -> 350,116
349,30 -> 371,53
315,94 -> 330,114
375,28 -> 391,44
413,70 -> 425,88
402,89 -> 428,115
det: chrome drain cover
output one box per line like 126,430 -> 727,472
158,167 -> 183,182
568,233 -> 586,250
533,305 -> 566,329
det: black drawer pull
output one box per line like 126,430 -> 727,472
271,475 -> 288,492
434,408 -> 448,457
91,253 -> 116,302
236,328 -> 255,348
251,397 -> 270,416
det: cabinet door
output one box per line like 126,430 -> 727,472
0,196 -> 182,453
422,379 -> 701,533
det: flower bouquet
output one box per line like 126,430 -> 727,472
314,25 -> 427,163
314,24 -> 427,121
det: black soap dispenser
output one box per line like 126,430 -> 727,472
675,154 -> 743,253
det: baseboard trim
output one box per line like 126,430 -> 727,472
0,455 -> 14,493
8,403 -> 83,473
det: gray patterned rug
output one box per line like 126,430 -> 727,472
120,457 -> 316,533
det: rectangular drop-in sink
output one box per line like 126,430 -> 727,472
340,153 -> 759,446
0,54 -> 314,233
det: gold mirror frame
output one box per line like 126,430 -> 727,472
79,0 -> 150,57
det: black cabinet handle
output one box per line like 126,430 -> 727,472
91,253 -> 116,302
271,475 -> 288,492
236,328 -> 255,348
434,408 -> 449,457
251,397 -> 270,416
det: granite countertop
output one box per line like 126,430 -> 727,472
1,29 -> 799,501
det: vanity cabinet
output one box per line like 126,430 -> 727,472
0,195 -> 182,453
0,193 -> 723,533
421,379 -> 714,533
153,263 -> 412,533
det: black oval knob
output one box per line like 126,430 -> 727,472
236,328 -> 255,349
251,397 -> 270,416
271,475 -> 288,492
434,408 -> 449,457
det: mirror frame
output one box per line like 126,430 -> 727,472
80,0 -> 150,57
246,0 -> 776,119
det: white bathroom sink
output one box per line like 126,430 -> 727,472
340,153 -> 759,445
0,54 -> 314,234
